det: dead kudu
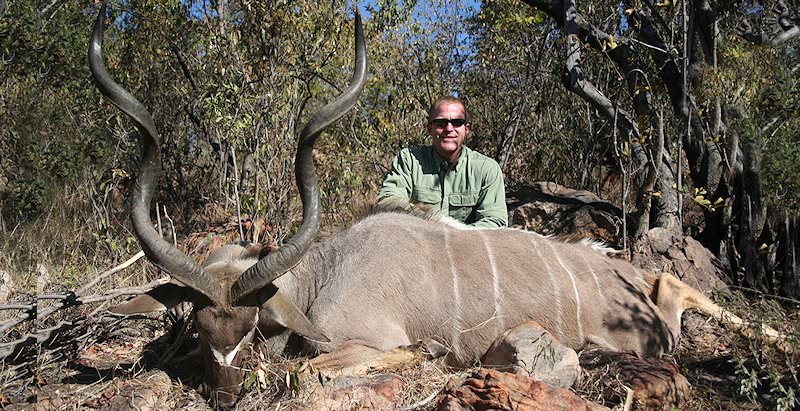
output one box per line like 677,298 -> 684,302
91,3 -> 792,409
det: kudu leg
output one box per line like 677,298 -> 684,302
309,341 -> 431,377
654,273 -> 792,353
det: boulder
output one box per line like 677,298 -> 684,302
482,321 -> 580,388
507,182 -> 627,248
436,368 -> 609,411
309,373 -> 404,410
632,228 -> 729,294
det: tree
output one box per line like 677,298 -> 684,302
499,0 -> 800,296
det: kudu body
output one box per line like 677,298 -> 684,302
211,210 -> 781,368
90,2 -> 788,408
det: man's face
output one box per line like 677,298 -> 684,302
428,102 -> 470,162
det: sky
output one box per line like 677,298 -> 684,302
358,0 -> 480,20
182,0 -> 482,22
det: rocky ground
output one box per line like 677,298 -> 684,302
14,305 -> 795,411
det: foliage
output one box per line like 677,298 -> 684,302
697,28 -> 800,214
0,0 -> 468,279
460,0 -> 673,195
1,2 -> 110,220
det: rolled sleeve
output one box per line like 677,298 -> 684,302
471,161 -> 508,228
378,149 -> 414,202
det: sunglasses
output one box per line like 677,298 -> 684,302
430,118 -> 468,128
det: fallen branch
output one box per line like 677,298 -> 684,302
77,250 -> 145,295
38,277 -> 170,318
0,304 -> 34,311
0,251 -> 152,364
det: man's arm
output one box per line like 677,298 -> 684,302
377,149 -> 413,203
471,161 -> 508,228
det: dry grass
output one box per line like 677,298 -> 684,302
572,293 -> 800,411
0,179 -> 157,409
676,292 -> 800,411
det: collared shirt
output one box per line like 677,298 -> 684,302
378,145 -> 508,228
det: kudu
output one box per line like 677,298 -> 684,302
91,2 -> 791,409
89,1 -> 364,407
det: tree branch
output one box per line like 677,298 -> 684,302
738,0 -> 800,45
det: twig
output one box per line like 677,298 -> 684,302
622,385 -> 634,411
36,251 -> 151,320
77,250 -> 145,295
36,294 -> 71,300
396,388 -> 441,411
253,139 -> 261,244
0,315 -> 33,335
163,205 -> 178,247
0,251 -> 148,357
612,102 -> 628,251
230,145 -> 245,243
726,285 -> 800,306
79,277 -> 171,305
156,202 -> 163,238
37,277 -> 170,320
0,304 -> 34,311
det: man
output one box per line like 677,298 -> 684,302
378,96 -> 508,228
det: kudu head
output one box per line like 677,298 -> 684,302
88,1 -> 367,407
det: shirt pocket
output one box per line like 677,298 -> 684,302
412,188 -> 442,207
448,192 -> 479,223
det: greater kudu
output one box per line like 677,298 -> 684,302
89,1 -> 364,407
91,2 -> 790,409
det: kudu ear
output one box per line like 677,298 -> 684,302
259,286 -> 330,343
110,282 -> 189,314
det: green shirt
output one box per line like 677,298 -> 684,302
378,145 -> 508,228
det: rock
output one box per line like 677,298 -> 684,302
36,263 -> 49,294
481,321 -> 580,388
0,269 -> 12,304
580,349 -> 691,410
507,183 -> 627,248
36,395 -> 63,411
632,228 -> 729,294
436,368 -> 609,411
309,373 -> 404,410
